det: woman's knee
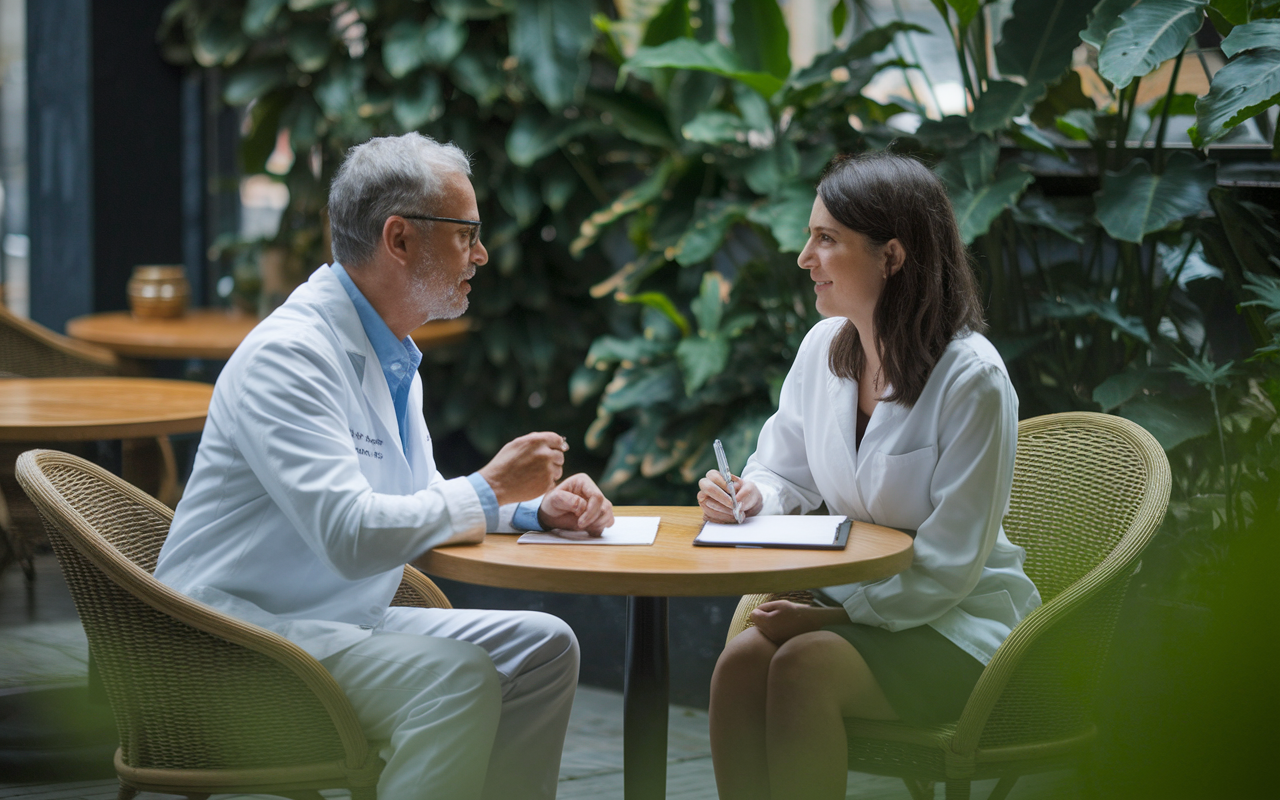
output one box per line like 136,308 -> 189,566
712,628 -> 777,691
767,631 -> 853,690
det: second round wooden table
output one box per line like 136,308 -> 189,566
67,309 -> 471,360
417,506 -> 914,800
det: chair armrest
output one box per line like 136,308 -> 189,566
393,565 -> 452,609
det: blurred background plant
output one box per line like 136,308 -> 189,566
562,0 -> 1280,600
157,0 -> 630,472
158,0 -> 1280,597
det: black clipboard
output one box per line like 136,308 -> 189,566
693,518 -> 852,550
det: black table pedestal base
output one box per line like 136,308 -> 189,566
624,595 -> 669,800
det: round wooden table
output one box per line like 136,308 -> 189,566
0,378 -> 213,441
67,309 -> 471,360
417,506 -> 914,800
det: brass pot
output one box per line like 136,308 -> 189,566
127,265 -> 189,319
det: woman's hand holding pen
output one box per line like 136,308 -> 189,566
697,471 -> 762,523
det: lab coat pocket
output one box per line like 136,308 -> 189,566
863,446 -> 937,530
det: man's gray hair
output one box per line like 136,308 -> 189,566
328,132 -> 472,267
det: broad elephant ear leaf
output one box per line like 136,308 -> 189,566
949,161 -> 1034,244
1190,46 -> 1280,147
731,0 -> 791,80
622,38 -> 785,99
1080,0 -> 1133,49
1097,0 -> 1205,90
972,0 -> 1093,131
511,0 -> 595,110
1093,151 -> 1216,243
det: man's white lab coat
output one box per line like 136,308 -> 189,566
156,265 -> 520,661
743,317 -> 1041,665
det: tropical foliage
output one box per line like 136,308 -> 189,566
566,0 -> 1280,571
159,0 -> 1280,583
157,0 -> 624,467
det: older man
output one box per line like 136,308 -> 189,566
154,132 -> 613,799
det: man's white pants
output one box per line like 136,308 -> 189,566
320,605 -> 579,800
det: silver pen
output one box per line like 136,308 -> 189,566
713,438 -> 744,524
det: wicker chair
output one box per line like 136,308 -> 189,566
0,305 -> 178,582
724,412 -> 1171,800
16,448 -> 453,800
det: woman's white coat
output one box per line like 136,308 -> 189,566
743,317 -> 1041,664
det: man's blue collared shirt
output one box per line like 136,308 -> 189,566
331,263 -> 542,532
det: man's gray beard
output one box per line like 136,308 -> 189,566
412,252 -> 469,321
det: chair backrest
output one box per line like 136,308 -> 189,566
15,449 -> 352,772
0,305 -> 119,378
957,412 -> 1170,752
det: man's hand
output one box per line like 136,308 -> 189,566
479,432 -> 567,505
750,600 -> 850,645
538,473 -> 615,535
697,470 -> 762,523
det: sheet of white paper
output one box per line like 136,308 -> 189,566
695,515 -> 848,547
516,516 -> 660,545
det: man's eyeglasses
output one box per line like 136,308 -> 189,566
398,214 -> 482,247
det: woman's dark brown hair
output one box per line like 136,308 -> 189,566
817,152 -> 986,407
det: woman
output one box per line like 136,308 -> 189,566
698,153 -> 1041,800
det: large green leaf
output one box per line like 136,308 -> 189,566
1033,289 -> 1152,343
1097,0 -> 1205,90
1029,69 -> 1095,129
1080,0 -> 1134,49
572,161 -> 677,256
243,0 -> 287,36
739,139 -> 800,195
383,20 -> 426,78
393,72 -> 443,130
731,0 -> 791,80
690,271 -> 727,334
942,0 -> 981,30
222,62 -> 289,105
1220,18 -> 1280,57
671,201 -> 750,266
421,18 -> 469,67
585,89 -> 677,147
977,0 -> 1094,131
788,20 -> 928,90
285,20 -> 331,73
622,38 -> 786,99
643,0 -> 692,46
1094,151 -> 1216,243
675,335 -> 731,394
1116,394 -> 1214,450
1191,47 -> 1280,146
511,0 -> 595,110
506,112 -> 601,167
936,135 -> 999,193
601,363 -> 683,412
681,110 -> 751,144
314,60 -> 365,119
194,15 -> 249,67
450,50 -> 504,106
949,161 -> 1034,243
746,185 -> 815,252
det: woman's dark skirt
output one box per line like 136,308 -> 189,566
820,621 -> 985,726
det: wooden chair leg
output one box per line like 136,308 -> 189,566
987,776 -> 1019,800
116,783 -> 139,800
945,779 -> 971,800
903,777 -> 936,800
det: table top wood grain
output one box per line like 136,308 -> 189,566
67,309 -> 470,360
417,506 -> 915,597
0,378 -> 213,441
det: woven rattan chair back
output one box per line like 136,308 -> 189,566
15,449 -> 383,798
954,412 -> 1170,753
0,304 -> 119,378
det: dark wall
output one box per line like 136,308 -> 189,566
28,0 -> 186,333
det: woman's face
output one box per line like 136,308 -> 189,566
798,196 -> 895,322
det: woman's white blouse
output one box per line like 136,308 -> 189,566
743,317 -> 1042,665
